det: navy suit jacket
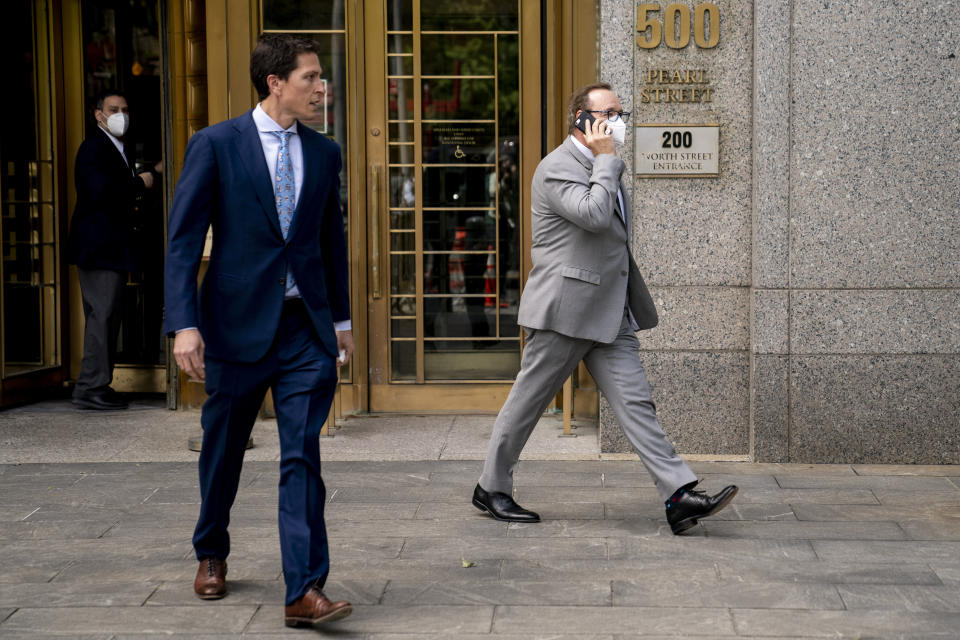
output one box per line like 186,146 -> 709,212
68,127 -> 148,271
163,110 -> 349,362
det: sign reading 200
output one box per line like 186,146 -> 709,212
636,3 -> 720,49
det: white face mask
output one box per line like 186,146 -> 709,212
604,118 -> 626,147
102,112 -> 130,137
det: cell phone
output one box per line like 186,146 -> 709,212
574,110 -> 596,134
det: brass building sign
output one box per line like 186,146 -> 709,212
636,124 -> 719,178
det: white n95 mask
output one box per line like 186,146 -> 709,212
104,112 -> 130,137
605,118 -> 626,147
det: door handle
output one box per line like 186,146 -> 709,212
370,163 -> 382,299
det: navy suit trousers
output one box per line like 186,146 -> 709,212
192,299 -> 338,605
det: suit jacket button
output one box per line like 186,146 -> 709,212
279,279 -> 285,285
621,270 -> 627,276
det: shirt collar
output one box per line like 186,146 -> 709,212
98,124 -> 124,149
569,135 -> 594,164
253,103 -> 298,134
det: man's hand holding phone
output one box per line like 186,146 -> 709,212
576,111 -> 616,157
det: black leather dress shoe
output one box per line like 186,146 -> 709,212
472,484 -> 540,523
666,485 -> 738,534
72,393 -> 128,411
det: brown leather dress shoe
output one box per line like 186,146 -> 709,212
284,587 -> 352,627
194,557 -> 227,599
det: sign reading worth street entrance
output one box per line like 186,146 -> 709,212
635,124 -> 719,178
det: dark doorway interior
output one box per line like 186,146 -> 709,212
81,0 -> 166,366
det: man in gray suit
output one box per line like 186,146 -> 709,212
472,83 -> 737,534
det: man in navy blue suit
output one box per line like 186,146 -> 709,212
164,35 -> 353,628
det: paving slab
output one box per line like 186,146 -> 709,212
327,518 -> 508,539
0,555 -> 74,584
690,462 -> 856,476
792,503 -> 959,522
872,490 -> 960,506
716,560 -> 942,585
326,502 -> 422,521
499,558 -> 719,581
612,578 -> 844,609
399,536 -> 610,561
853,464 -> 960,477
381,578 -> 612,606
0,581 -> 159,607
811,540 -> 960,564
505,518 -> 662,538
730,608 -> 960,638
0,519 -> 115,540
492,605 -> 735,635
332,557 -> 502,581
837,584 -> 960,612
775,475 -> 959,491
0,605 -> 259,634
702,520 -> 908,540
898,518 -> 960,541
607,537 -> 819,562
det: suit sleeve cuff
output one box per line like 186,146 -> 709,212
175,327 -> 198,334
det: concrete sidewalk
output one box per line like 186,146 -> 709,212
1,398 -> 960,638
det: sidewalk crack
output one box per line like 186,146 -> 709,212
241,604 -> 261,634
436,415 -> 458,460
378,579 -> 391,604
141,583 -> 161,606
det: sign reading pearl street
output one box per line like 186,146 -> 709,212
635,124 -> 719,178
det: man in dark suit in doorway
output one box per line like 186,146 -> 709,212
68,92 -> 160,410
164,35 -> 354,628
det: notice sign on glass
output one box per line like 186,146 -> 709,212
636,124 -> 719,178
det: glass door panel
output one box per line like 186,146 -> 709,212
374,0 -> 523,388
1,0 -> 61,381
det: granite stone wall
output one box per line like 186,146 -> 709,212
598,0 -> 959,463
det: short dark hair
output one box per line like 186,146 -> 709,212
250,34 -> 321,101
567,82 -> 612,134
95,90 -> 126,111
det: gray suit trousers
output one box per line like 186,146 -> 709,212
479,312 -> 697,501
74,268 -> 125,398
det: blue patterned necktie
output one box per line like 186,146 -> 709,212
270,130 -> 296,295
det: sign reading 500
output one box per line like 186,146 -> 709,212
637,3 -> 720,49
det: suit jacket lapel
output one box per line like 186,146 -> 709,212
287,122 -> 328,240
96,128 -> 134,175
620,180 -> 632,240
234,112 -> 283,239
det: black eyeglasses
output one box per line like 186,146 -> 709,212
587,110 -> 630,123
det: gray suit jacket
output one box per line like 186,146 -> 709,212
517,137 -> 658,343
